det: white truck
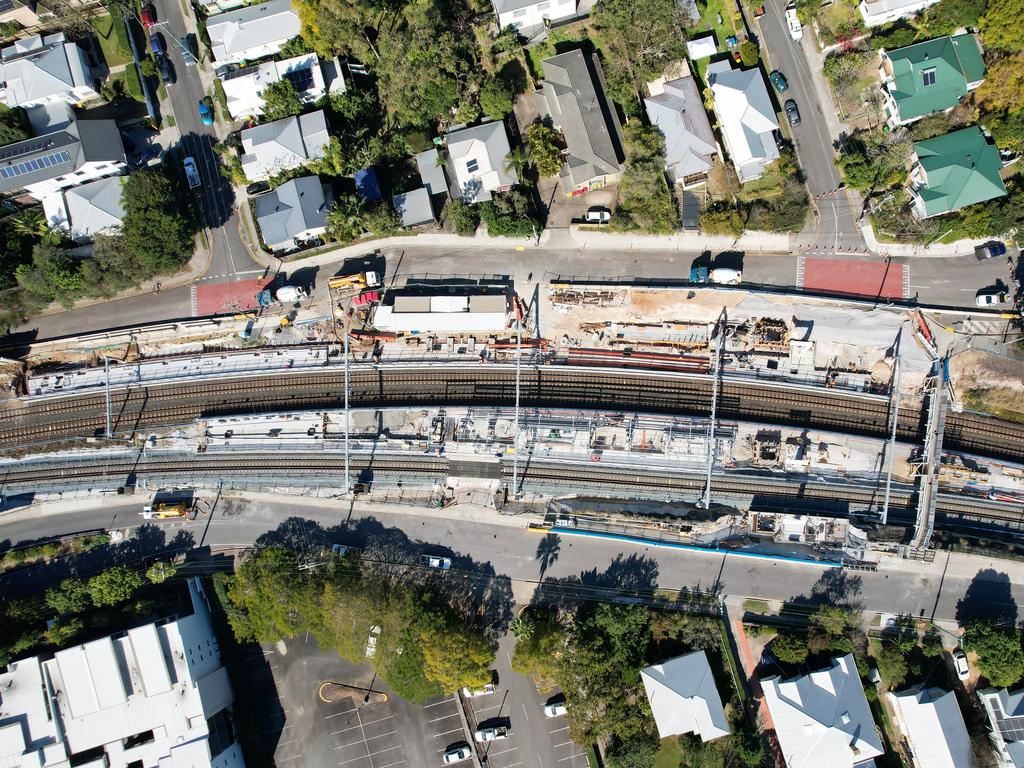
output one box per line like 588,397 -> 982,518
786,4 -> 803,40
183,157 -> 201,189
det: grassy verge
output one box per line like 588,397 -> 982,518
742,598 -> 770,614
962,388 -> 1024,423
212,79 -> 229,122
90,11 -> 133,68
0,533 -> 110,573
653,737 -> 681,768
718,621 -> 746,703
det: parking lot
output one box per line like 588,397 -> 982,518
240,631 -> 590,768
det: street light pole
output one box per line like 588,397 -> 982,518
343,329 -> 351,495
104,356 -> 112,439
512,317 -> 522,499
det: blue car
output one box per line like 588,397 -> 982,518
198,99 -> 214,125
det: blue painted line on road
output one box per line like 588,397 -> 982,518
549,527 -> 839,568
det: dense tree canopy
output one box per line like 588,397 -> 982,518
614,123 -> 678,233
120,166 -> 198,274
964,621 -> 1024,688
0,104 -> 28,146
526,123 -> 563,177
977,54 -> 1024,116
261,79 -> 305,121
981,0 -> 1024,51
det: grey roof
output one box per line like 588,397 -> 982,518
392,187 -> 434,227
240,109 -> 329,180
0,33 -> 88,106
207,0 -> 300,61
644,76 -> 718,183
0,117 -> 124,193
65,175 -> 125,239
416,148 -> 448,198
535,49 -> 624,190
444,120 -> 517,203
254,175 -> 329,249
492,0 -> 543,14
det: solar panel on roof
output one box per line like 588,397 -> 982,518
222,64 -> 259,81
0,137 -> 54,161
0,150 -> 70,179
0,0 -> 16,13
283,67 -> 313,92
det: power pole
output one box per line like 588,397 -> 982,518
511,316 -> 522,499
343,329 -> 351,495
104,356 -> 112,439
701,309 -> 726,509
880,354 -> 902,526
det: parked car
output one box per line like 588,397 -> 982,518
474,726 -> 508,743
584,207 -> 611,224
769,70 -> 789,93
424,555 -> 452,570
365,625 -> 381,658
785,4 -> 803,40
133,144 -> 162,167
952,648 -> 970,680
180,34 -> 197,65
156,54 -> 175,86
443,745 -> 472,764
975,241 -> 1008,260
246,181 -> 271,196
462,682 -> 496,697
183,156 -> 201,189
140,3 -> 157,27
149,32 -> 165,56
784,99 -> 801,126
198,98 -> 214,125
976,290 -> 1008,306
544,701 -> 567,718
709,267 -> 742,285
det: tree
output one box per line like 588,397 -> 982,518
362,202 -> 401,237
921,0 -> 986,35
976,54 -> 1024,115
823,51 -> 871,105
739,39 -> 759,66
227,547 -> 323,642
120,167 -> 198,274
479,188 -> 539,237
479,77 -> 514,120
43,616 -> 84,646
987,110 -> 1024,154
526,123 -> 563,177
591,0 -> 689,108
419,616 -> 494,692
261,79 -> 305,120
146,561 -> 178,584
326,195 -> 365,241
46,578 -> 93,614
504,146 -> 529,181
88,565 -> 144,607
869,22 -> 918,50
981,0 -> 1024,51
875,643 -> 908,689
15,243 -> 83,306
446,198 -> 480,236
835,130 -> 911,192
614,123 -> 678,233
605,734 -> 659,768
699,202 -> 745,237
772,632 -> 809,664
0,104 -> 27,146
964,620 -> 1024,687
512,612 -> 564,691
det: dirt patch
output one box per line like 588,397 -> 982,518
950,351 -> 1024,421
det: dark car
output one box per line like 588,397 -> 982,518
180,34 -> 197,66
246,181 -> 270,196
769,69 -> 789,93
134,144 -> 162,167
149,32 -> 165,56
784,99 -> 801,126
140,3 -> 157,27
975,241 -> 1008,260
156,54 -> 175,86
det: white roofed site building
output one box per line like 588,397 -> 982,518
640,651 -> 731,742
0,578 -> 245,768
372,287 -> 510,333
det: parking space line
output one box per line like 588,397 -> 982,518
472,704 -> 503,715
335,731 -> 398,749
326,708 -> 358,720
427,713 -> 460,723
338,746 -> 402,765
557,754 -> 588,762
485,747 -> 519,757
553,742 -> 572,748
375,761 -> 407,768
549,726 -> 569,734
278,755 -> 304,763
424,698 -> 454,709
331,716 -> 394,735
431,728 -> 464,738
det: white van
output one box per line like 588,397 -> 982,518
710,267 -> 742,285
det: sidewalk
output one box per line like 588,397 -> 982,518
861,222 -> 989,258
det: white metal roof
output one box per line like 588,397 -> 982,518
686,35 -> 717,60
761,654 -> 884,768
641,651 -> 731,741
708,63 -> 780,182
888,687 -> 971,768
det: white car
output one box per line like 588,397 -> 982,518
976,290 -> 1007,306
365,625 -> 381,658
953,648 -> 970,680
443,745 -> 472,764
462,682 -> 496,697
473,726 -> 508,743
424,555 -> 452,570
544,701 -> 567,718
785,4 -> 803,40
584,207 -> 611,224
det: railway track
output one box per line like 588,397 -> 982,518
1,365 -> 1022,464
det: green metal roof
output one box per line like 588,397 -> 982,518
913,126 -> 1006,217
886,34 -> 986,122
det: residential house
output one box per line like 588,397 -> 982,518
640,651 -> 730,742
392,187 -> 435,228
415,147 -> 448,200
644,74 -> 720,188
534,49 -> 625,194
887,686 -> 971,768
239,109 -> 329,181
0,116 -> 126,200
859,0 -> 940,27
254,175 -> 330,252
909,126 -> 1006,218
206,0 -> 300,64
42,174 -> 126,242
444,120 -> 517,203
492,0 -> 576,34
980,688 -> 1024,768
221,53 -> 342,120
879,34 -> 986,126
0,578 -> 245,768
761,654 -> 884,768
0,32 -> 96,109
707,60 -> 779,183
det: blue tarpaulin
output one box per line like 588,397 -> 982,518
355,167 -> 382,202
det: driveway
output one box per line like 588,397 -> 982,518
542,181 -> 617,228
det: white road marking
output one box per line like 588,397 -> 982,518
428,713 -> 460,723
432,728 -> 464,738
485,747 -> 519,757
424,698 -> 456,709
338,746 -> 402,764
278,755 -> 304,763
335,731 -> 398,749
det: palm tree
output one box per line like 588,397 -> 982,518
9,210 -> 46,237
504,145 -> 530,179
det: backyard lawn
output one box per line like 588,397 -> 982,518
90,11 -> 133,68
691,0 -> 745,81
523,22 -> 593,81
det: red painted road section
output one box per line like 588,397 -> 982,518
802,258 -> 906,299
195,278 -> 268,316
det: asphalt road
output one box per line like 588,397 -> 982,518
755,0 -> 865,253
1,495 -> 1021,625
153,0 -> 262,282
9,245 -> 1013,341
